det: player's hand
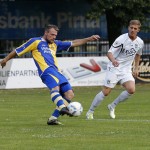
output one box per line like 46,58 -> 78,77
132,72 -> 139,78
0,59 -> 7,68
90,35 -> 100,41
132,68 -> 139,78
112,60 -> 119,67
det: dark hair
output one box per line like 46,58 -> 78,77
45,24 -> 59,32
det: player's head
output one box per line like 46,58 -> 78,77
128,20 -> 141,40
43,24 -> 59,43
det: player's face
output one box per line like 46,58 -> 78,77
128,24 -> 140,40
45,28 -> 58,43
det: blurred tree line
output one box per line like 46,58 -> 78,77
86,0 -> 150,46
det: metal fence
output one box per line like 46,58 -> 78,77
57,40 -> 109,57
0,39 -> 150,58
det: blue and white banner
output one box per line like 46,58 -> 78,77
0,57 -> 108,89
0,56 -> 149,89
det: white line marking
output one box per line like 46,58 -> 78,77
89,118 -> 150,122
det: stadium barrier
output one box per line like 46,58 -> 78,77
0,57 -> 108,89
0,55 -> 149,89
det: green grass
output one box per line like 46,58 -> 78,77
0,84 -> 150,150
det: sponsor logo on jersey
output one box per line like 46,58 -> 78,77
41,46 -> 51,54
124,48 -> 136,56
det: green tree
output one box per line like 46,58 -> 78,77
86,0 -> 150,46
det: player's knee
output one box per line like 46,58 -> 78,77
64,90 -> 74,100
67,93 -> 74,100
104,92 -> 109,96
127,89 -> 135,94
102,91 -> 110,96
102,88 -> 111,96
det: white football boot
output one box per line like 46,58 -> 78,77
86,111 -> 94,120
107,104 -> 115,119
47,116 -> 63,125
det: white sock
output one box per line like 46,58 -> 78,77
89,91 -> 105,112
111,90 -> 132,108
48,116 -> 57,120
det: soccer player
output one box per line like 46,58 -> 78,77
0,24 -> 100,125
86,20 -> 144,119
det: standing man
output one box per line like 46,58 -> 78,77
0,24 -> 100,125
86,20 -> 144,119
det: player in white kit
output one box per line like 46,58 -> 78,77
86,20 -> 144,119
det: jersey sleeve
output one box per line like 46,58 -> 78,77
136,40 -> 144,55
15,38 -> 38,56
108,36 -> 123,54
55,40 -> 72,52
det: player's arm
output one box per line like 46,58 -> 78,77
0,50 -> 17,68
71,35 -> 100,47
107,37 -> 123,67
107,52 -> 119,67
0,38 -> 36,68
132,54 -> 141,77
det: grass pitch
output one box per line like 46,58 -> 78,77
0,84 -> 149,150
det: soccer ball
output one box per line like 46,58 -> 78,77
67,102 -> 83,116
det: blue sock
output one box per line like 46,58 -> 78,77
51,97 -> 71,118
52,109 -> 60,118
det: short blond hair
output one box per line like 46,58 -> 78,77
129,20 -> 141,28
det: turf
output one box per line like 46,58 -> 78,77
0,84 -> 149,150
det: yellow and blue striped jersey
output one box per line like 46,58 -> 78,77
15,37 -> 72,76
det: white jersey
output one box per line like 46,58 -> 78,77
107,33 -> 144,73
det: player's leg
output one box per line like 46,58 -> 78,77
46,73 -> 73,125
60,82 -> 74,104
47,109 -> 63,125
49,90 -> 73,122
86,71 -> 117,119
48,83 -> 74,119
86,87 -> 111,119
108,73 -> 135,118
109,80 -> 135,107
57,76 -> 74,115
41,68 -> 73,125
47,94 -> 71,125
47,97 -> 72,125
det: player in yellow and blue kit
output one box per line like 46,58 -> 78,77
0,24 -> 100,125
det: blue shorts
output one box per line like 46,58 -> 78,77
41,67 -> 72,93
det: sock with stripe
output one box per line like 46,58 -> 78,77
50,90 -> 65,109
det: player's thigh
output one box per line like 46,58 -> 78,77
120,73 -> 135,84
121,73 -> 135,94
41,68 -> 60,90
60,82 -> 74,99
41,74 -> 59,90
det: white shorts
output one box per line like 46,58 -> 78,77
103,70 -> 135,88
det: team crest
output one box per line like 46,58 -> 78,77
107,80 -> 110,84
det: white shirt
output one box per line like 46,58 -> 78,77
107,33 -> 144,73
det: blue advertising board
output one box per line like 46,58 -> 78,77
0,0 -> 149,40
0,0 -> 107,40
